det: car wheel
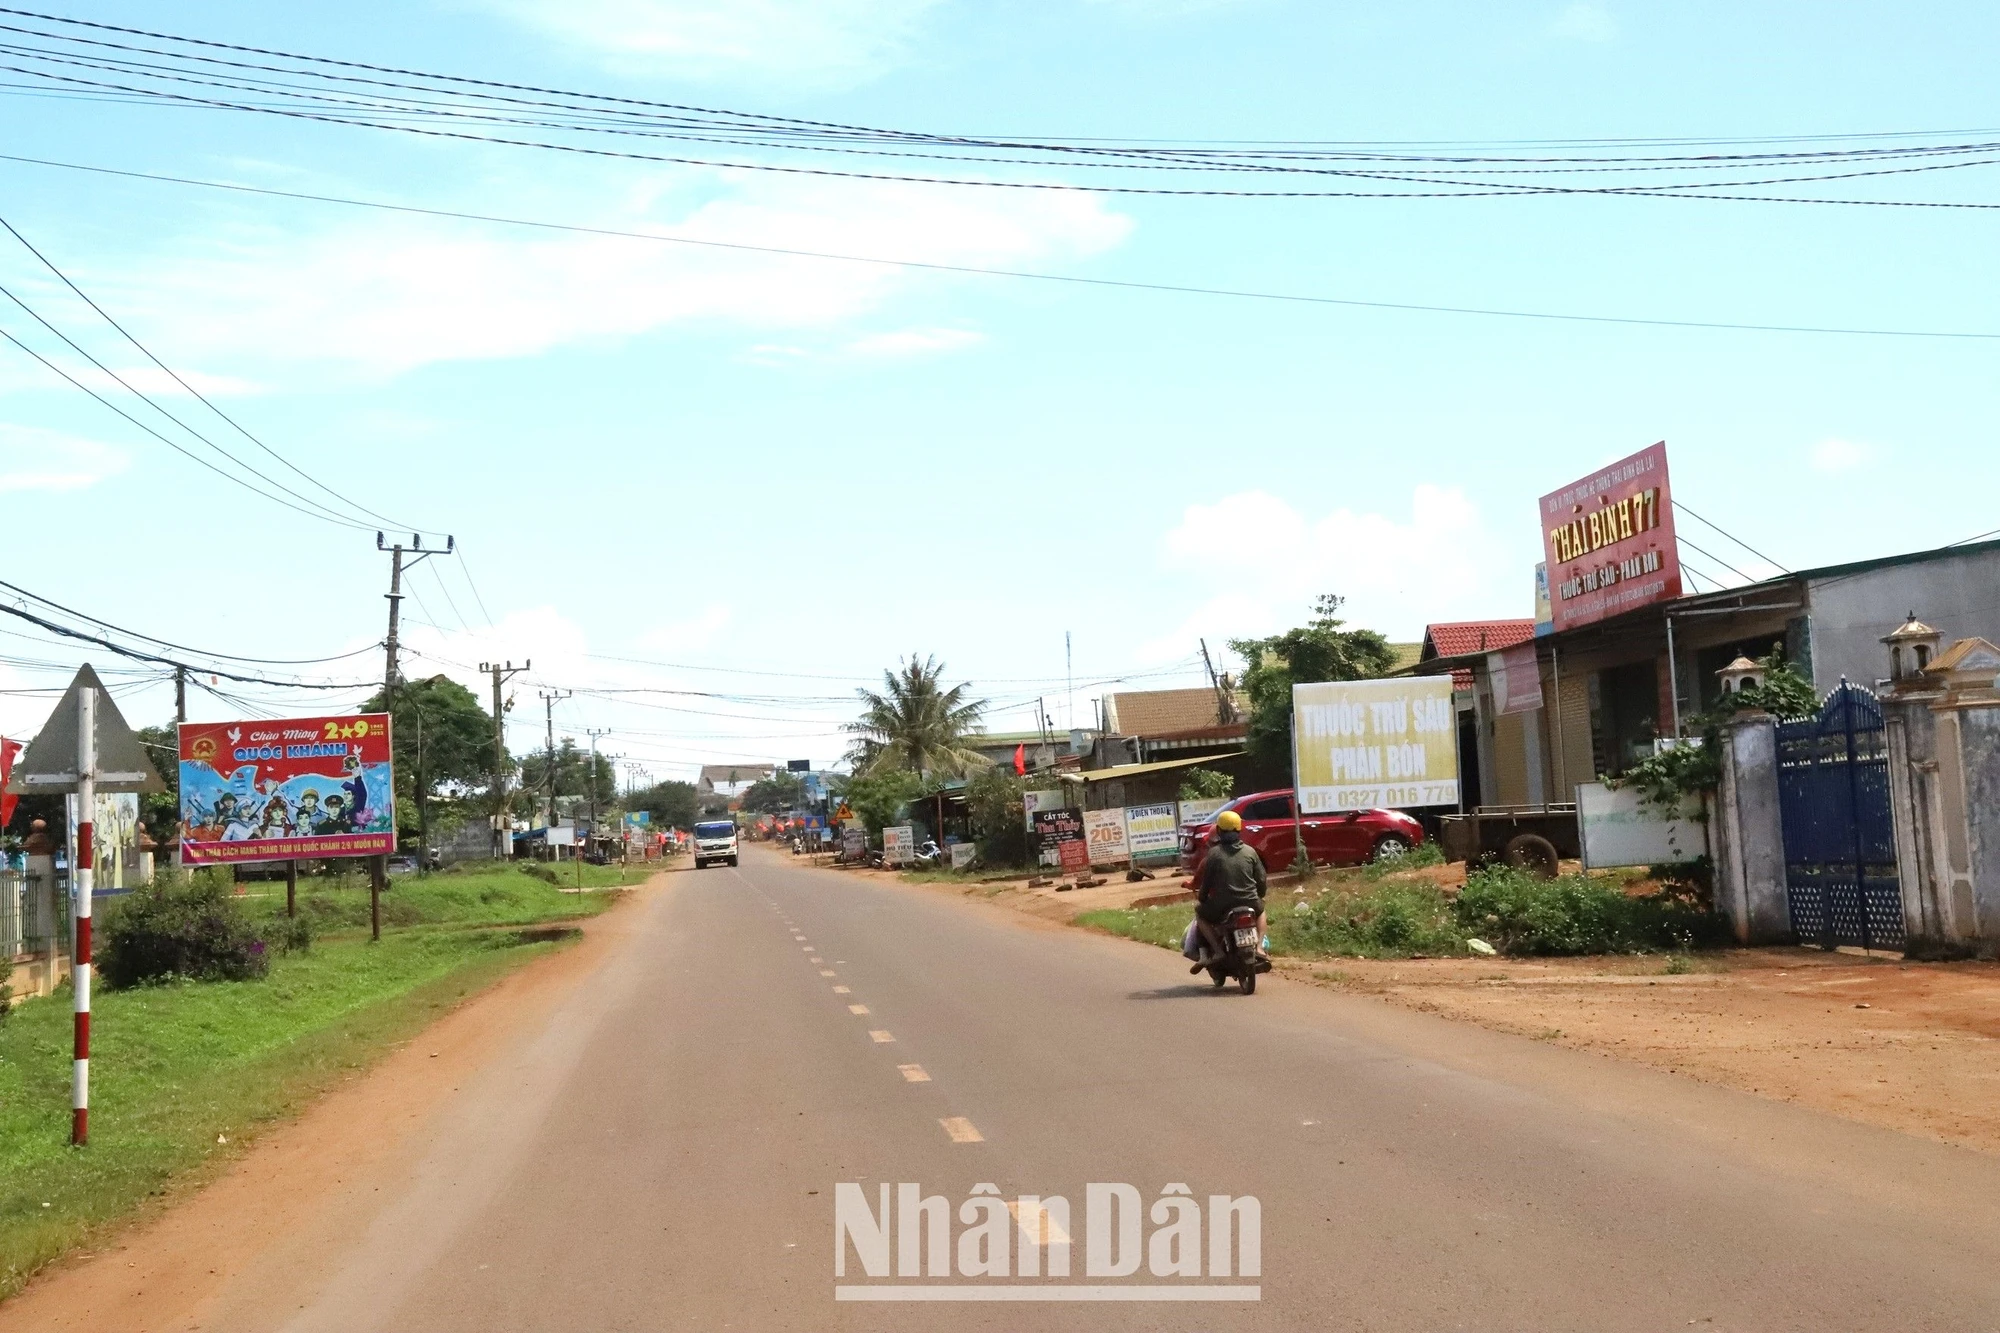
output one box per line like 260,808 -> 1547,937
1502,833 -> 1560,880
1373,834 -> 1412,862
729,855 -> 739,867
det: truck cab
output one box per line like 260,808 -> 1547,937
693,820 -> 740,869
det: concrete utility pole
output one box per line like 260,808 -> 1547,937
376,532 -> 455,706
538,689 -> 570,838
173,664 -> 187,724
586,728 -> 610,847
481,660 -> 528,857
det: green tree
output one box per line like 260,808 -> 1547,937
846,656 -> 990,780
627,779 -> 699,830
843,769 -> 923,839
964,766 -> 1031,866
136,723 -> 181,848
515,740 -> 616,823
362,675 -> 497,846
1177,767 -> 1235,801
1230,594 -> 1398,778
741,771 -> 807,814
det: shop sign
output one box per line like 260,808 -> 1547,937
1538,441 -> 1683,632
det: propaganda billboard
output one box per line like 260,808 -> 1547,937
1293,677 -> 1458,813
1538,441 -> 1682,632
178,713 -> 395,864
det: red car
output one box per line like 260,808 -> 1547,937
1178,788 -> 1424,877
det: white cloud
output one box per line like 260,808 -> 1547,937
0,425 -> 128,493
111,175 -> 1130,381
1811,437 -> 1872,473
460,0 -> 941,85
1145,485 -> 1525,657
844,326 -> 984,359
1549,2 -> 1616,41
639,604 -> 732,653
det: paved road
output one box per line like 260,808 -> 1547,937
211,848 -> 2000,1330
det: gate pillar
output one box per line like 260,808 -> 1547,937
1885,637 -> 2000,958
1715,711 -> 1791,944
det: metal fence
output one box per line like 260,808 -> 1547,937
1,870 -> 63,958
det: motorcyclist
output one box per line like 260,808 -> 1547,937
1193,809 -> 1268,963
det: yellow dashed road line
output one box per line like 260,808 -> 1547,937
940,1117 -> 984,1144
849,1004 -> 871,1015
898,1065 -> 930,1083
869,1030 -> 895,1043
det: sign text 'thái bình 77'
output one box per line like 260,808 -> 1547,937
1292,678 -> 1457,813
177,713 -> 396,863
1538,441 -> 1683,632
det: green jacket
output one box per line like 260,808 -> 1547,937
1198,838 -> 1267,917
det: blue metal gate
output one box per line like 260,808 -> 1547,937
1775,682 -> 1902,950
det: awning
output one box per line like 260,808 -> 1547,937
1055,751 -> 1244,783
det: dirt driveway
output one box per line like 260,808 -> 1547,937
878,862 -> 2000,1157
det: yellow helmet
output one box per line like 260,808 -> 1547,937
1215,810 -> 1243,831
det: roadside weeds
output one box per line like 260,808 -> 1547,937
0,862 -> 649,1301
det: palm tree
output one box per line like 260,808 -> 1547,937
847,656 -> 990,781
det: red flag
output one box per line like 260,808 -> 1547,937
0,736 -> 19,830
1013,743 -> 1026,776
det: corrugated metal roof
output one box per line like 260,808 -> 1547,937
1102,687 -> 1247,737
1056,751 -> 1245,783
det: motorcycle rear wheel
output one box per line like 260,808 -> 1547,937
1209,968 -> 1228,988
1238,971 -> 1257,995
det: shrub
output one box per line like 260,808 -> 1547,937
99,877 -> 269,987
519,863 -> 560,885
0,981 -> 11,1022
1274,880 -> 1465,958
265,913 -> 315,956
1455,866 -> 1720,955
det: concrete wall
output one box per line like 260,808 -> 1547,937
1713,714 -> 1792,945
1805,546 -> 2000,692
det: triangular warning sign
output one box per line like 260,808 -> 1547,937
7,664 -> 165,794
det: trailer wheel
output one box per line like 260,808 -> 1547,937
1502,833 -> 1560,879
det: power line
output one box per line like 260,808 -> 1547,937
0,595 -> 378,687
1672,500 -> 1791,574
0,210 -> 430,534
8,153 -> 1998,342
0,269 -> 379,530
0,576 -> 381,665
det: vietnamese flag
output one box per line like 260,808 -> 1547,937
0,737 -> 19,829
1013,743 -> 1025,776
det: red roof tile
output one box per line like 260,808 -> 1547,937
1421,619 -> 1537,661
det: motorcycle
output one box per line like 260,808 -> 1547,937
912,839 -> 945,867
1188,905 -> 1271,994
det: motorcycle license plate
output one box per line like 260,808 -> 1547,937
1233,928 -> 1258,948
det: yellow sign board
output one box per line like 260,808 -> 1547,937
1292,677 -> 1458,812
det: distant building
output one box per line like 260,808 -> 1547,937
1419,537 -> 2000,808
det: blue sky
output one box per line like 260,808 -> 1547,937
1,0 -> 1996,778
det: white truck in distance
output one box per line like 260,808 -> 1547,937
693,820 -> 739,869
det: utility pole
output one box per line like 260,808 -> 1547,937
376,532 -> 454,706
173,664 -> 187,724
586,728 -> 610,849
72,684 -> 95,1146
538,689 -> 570,846
480,659 -> 529,858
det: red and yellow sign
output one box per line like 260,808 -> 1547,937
177,713 -> 396,864
1538,441 -> 1682,632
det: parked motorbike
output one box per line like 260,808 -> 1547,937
912,839 -> 945,867
1189,906 -> 1271,994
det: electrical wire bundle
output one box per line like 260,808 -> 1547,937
1,7 -> 1997,207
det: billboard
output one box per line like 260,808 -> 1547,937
1124,802 -> 1180,863
1293,678 -> 1457,813
1031,807 -> 1088,873
177,713 -> 395,864
1083,808 -> 1130,866
1538,441 -> 1682,632
883,824 -> 914,866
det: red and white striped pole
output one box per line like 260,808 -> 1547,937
72,684 -> 94,1147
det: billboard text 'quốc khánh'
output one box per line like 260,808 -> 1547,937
177,713 -> 396,864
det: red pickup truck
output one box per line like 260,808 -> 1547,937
1178,788 -> 1424,876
